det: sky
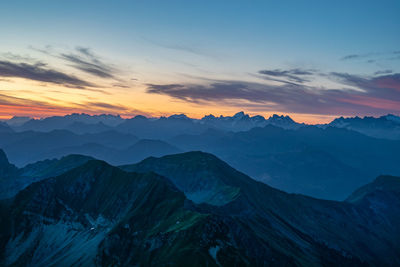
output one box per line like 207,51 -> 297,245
0,0 -> 399,123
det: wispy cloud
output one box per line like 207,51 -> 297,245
374,70 -> 393,75
340,51 -> 400,62
0,93 -> 149,118
32,45 -> 119,79
0,46 -> 131,90
59,47 -> 118,79
0,60 -> 94,88
0,92 -> 51,107
0,52 -> 37,63
258,68 -> 315,84
143,37 -> 217,58
84,101 -> 128,112
330,72 -> 400,92
146,71 -> 400,116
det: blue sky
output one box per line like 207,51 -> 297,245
0,0 -> 399,122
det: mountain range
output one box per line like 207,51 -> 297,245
1,112 -> 400,200
1,151 -> 399,266
327,114 -> 400,140
3,112 -> 400,140
169,125 -> 400,200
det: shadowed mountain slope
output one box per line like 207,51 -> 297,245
1,152 -> 400,266
0,149 -> 93,199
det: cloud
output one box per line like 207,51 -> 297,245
1,46 -> 129,90
143,37 -> 216,58
112,83 -> 130,88
374,70 -> 393,75
31,45 -> 122,80
0,60 -> 94,88
59,47 -> 117,79
341,54 -> 363,60
146,71 -> 400,116
0,52 -> 37,63
0,93 -> 149,118
330,72 -> 400,94
341,51 -> 400,62
84,101 -> 128,111
0,93 -> 85,118
0,93 -> 51,107
341,52 -> 377,61
258,68 -> 315,84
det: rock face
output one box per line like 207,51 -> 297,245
1,152 -> 399,266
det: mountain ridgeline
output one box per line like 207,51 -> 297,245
0,151 -> 399,266
0,152 -> 94,199
4,112 -> 400,139
1,112 -> 400,200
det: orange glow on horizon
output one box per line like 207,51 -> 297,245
1,77 -> 393,125
0,101 -> 338,124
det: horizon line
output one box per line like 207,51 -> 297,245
1,111 -> 399,126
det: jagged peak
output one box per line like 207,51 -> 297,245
168,114 -> 190,120
201,114 -> 216,120
267,114 -> 295,123
233,111 -> 248,119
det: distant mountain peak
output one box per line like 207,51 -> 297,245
233,111 -> 248,120
168,114 -> 190,120
268,114 -> 295,122
265,114 -> 301,129
201,114 -> 216,120
132,115 -> 148,120
5,116 -> 31,127
328,114 -> 400,140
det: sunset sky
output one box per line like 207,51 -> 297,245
1,0 -> 399,123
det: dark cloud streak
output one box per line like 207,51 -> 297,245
60,47 -> 117,79
341,51 -> 400,62
258,68 -> 314,84
0,60 -> 94,88
147,71 -> 400,115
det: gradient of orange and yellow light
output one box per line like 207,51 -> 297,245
0,76 -> 339,124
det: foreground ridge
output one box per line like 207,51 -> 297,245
0,152 -> 399,266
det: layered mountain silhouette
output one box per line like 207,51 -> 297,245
328,114 -> 400,140
11,113 -> 124,133
1,112 -> 400,200
3,112 -> 304,136
170,125 -> 400,200
1,152 -> 399,266
4,112 -> 400,139
0,150 -> 93,199
0,130 -> 138,166
42,139 -> 181,166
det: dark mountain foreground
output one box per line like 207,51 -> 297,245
0,151 -> 93,199
0,151 -> 399,266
